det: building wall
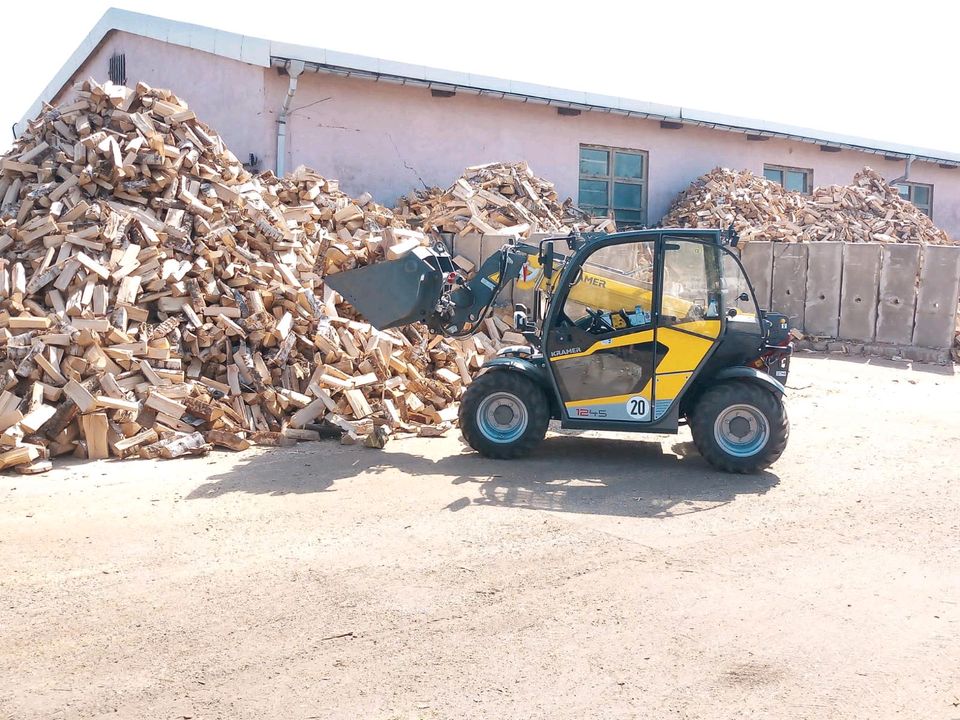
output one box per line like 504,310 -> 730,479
56,31 -> 960,238
53,31 -> 275,172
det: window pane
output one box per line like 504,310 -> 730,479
614,152 -> 644,179
614,209 -> 645,226
896,184 -> 910,200
721,253 -> 762,332
613,182 -> 643,210
579,148 -> 609,177
763,167 -> 783,184
579,179 -> 608,208
785,170 -> 807,193
912,185 -> 930,206
563,242 -> 656,332
660,240 -> 721,326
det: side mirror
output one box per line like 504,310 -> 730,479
540,242 -> 555,281
727,308 -> 739,318
738,292 -> 750,302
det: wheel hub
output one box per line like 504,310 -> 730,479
713,403 -> 769,458
728,415 -> 752,439
493,404 -> 515,425
476,392 -> 529,444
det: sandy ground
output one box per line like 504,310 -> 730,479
1,354 -> 958,720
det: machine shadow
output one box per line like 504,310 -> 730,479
187,431 -> 780,520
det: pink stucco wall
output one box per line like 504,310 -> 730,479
54,31 -> 275,171
57,31 -> 960,238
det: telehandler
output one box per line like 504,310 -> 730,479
328,228 -> 792,473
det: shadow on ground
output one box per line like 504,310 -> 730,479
187,431 -> 780,520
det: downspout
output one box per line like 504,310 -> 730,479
890,155 -> 915,187
276,60 -> 306,177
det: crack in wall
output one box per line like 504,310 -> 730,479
386,132 -> 428,190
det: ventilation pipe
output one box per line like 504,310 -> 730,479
276,60 -> 306,176
890,155 -> 915,187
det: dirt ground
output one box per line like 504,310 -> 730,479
1,353 -> 958,720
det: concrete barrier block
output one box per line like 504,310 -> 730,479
453,233 -> 482,269
839,243 -> 881,342
876,244 -> 920,345
771,244 -> 808,327
740,242 -> 773,310
912,245 -> 960,349
803,242 -> 842,337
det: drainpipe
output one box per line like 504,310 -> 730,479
890,155 -> 915,187
276,60 -> 306,177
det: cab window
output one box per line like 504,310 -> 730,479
721,250 -> 762,334
561,240 -> 655,335
659,238 -> 721,326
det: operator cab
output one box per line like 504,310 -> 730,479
542,228 -> 769,430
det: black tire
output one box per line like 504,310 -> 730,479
689,381 -> 789,474
459,371 -> 550,459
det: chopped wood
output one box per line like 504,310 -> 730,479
249,431 -> 296,447
145,392 -> 186,419
205,429 -> 250,451
0,445 -> 39,470
661,167 -> 952,245
343,389 -> 372,419
158,432 -> 210,458
396,161 -> 603,238
63,380 -> 97,413
80,412 -> 109,459
0,79 -> 526,470
20,404 -> 56,434
289,397 -> 328,428
281,427 -> 321,441
16,459 -> 52,474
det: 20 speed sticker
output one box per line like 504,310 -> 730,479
625,396 -> 650,421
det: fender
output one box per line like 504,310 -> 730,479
479,356 -> 562,417
713,366 -> 787,396
481,356 -> 549,385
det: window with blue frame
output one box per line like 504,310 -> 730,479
895,181 -> 933,218
763,164 -> 812,194
578,145 -> 648,228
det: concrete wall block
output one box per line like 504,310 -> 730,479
771,244 -> 808,328
839,243 -> 881,342
876,244 -> 921,345
803,242 -> 843,337
740,242 -> 773,310
452,233 -> 482,269
912,245 -> 960,349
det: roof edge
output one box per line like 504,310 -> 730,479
14,7 -> 272,136
15,8 -> 960,167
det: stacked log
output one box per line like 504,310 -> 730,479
0,80 -> 498,472
396,161 -> 613,237
662,167 -> 952,245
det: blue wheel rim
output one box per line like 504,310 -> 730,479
476,392 -> 528,444
713,403 -> 769,458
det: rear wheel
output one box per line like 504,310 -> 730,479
460,371 -> 550,459
689,381 -> 789,473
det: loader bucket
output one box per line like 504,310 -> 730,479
325,246 -> 454,330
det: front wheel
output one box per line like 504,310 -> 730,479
459,371 -> 550,459
689,381 -> 789,474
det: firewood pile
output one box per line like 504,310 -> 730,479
0,80 -> 502,474
662,167 -> 952,245
396,161 -> 613,237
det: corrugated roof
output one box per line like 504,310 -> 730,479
17,8 -> 960,167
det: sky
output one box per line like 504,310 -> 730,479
3,0 -> 960,154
